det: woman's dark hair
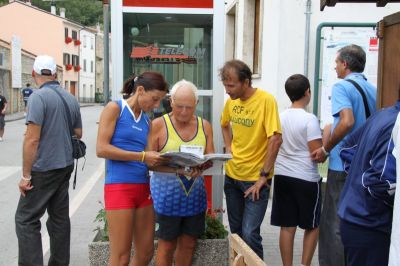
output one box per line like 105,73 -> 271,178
219,59 -> 252,86
121,71 -> 169,97
285,74 -> 310,103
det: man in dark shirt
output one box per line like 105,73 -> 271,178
21,83 -> 33,115
338,101 -> 399,266
0,93 -> 7,141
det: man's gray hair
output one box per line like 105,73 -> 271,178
337,44 -> 366,73
170,79 -> 199,102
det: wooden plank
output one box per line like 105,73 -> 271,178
377,11 -> 400,108
233,254 -> 245,266
229,234 -> 266,266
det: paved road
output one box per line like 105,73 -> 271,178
0,105 -> 105,266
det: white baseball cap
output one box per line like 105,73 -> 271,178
33,55 -> 57,76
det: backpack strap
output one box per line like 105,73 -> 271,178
345,79 -> 371,119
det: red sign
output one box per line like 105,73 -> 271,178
123,0 -> 213,8
369,37 -> 378,51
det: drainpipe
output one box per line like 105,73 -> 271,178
103,0 -> 110,104
304,0 -> 312,77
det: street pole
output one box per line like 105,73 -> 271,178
103,0 -> 110,104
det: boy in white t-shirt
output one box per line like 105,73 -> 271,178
271,74 -> 323,266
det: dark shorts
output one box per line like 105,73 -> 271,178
155,211 -> 206,240
24,100 -> 28,107
0,114 -> 4,129
271,174 -> 321,229
104,183 -> 153,210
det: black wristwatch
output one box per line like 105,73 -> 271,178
260,168 -> 269,178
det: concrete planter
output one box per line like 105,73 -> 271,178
88,232 -> 229,266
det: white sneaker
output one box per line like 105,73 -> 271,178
0,137 -> 3,142
24,112 -> 27,117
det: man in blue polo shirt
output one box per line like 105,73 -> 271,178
338,100 -> 398,266
311,44 -> 377,266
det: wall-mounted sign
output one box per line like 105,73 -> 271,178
319,26 -> 378,128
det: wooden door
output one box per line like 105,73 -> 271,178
377,11 -> 400,108
70,81 -> 76,96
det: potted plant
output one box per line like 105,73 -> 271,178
89,202 -> 229,266
65,36 -> 73,44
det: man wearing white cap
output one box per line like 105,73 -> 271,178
15,55 -> 83,266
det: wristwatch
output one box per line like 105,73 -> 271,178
259,168 -> 269,178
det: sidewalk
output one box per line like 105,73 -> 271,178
4,103 -> 98,122
222,198 -> 319,266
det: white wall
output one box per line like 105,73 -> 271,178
79,29 -> 96,102
225,0 -> 400,112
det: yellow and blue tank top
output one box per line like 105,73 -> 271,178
105,99 -> 150,184
150,114 -> 207,216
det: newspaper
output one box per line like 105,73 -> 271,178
161,151 -> 232,168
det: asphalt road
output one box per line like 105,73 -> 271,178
0,105 -> 105,266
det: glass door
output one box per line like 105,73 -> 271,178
123,13 -> 213,120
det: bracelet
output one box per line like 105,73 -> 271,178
321,146 -> 330,156
141,151 -> 146,162
22,176 -> 31,181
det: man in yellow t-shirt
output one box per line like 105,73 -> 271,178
220,59 -> 282,259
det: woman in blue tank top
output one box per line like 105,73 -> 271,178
96,72 -> 168,266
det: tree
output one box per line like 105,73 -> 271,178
30,0 -> 103,26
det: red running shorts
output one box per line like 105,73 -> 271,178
104,183 -> 153,210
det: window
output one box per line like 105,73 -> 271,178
243,0 -> 262,75
91,37 -> 94,49
64,81 -> 68,90
63,53 -> 70,65
64,27 -> 68,38
83,59 -> 87,72
83,36 -> 87,48
72,55 -> 79,66
0,52 -> 4,67
72,30 -> 78,40
91,61 -> 93,73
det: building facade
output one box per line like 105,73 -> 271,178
224,0 -> 400,116
0,38 -> 63,114
0,1 -> 85,98
79,28 -> 96,103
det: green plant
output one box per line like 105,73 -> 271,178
93,201 -> 109,242
199,209 -> 229,240
93,204 -> 228,242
